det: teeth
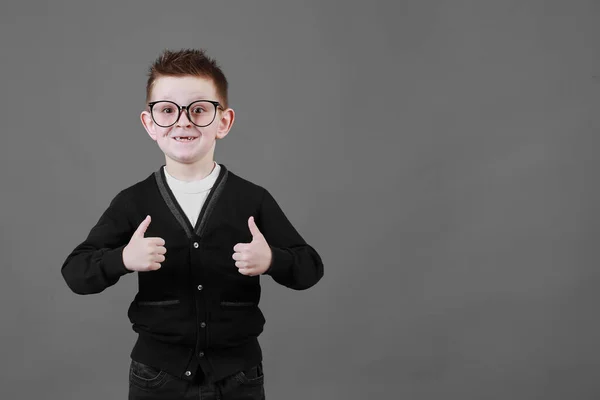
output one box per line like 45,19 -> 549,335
175,137 -> 195,141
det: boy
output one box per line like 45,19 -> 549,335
61,49 -> 324,400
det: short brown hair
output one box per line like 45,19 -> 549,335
145,48 -> 229,108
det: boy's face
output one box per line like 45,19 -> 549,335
141,75 -> 234,168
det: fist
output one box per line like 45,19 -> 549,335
232,216 -> 272,276
122,215 -> 167,272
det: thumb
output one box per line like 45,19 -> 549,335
248,216 -> 262,239
134,215 -> 151,238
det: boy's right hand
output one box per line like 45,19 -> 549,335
122,215 -> 166,272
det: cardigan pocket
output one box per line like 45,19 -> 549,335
213,300 -> 265,346
129,298 -> 192,343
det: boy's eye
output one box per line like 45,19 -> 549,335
192,107 -> 206,114
161,107 -> 174,114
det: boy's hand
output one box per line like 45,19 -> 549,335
232,216 -> 273,276
122,215 -> 167,272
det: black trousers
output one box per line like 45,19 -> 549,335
128,359 -> 265,400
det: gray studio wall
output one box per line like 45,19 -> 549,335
1,1 -> 600,399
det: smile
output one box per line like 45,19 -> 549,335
173,137 -> 197,142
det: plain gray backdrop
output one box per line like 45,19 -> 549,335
2,0 -> 600,399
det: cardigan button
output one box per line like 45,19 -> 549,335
185,371 -> 191,377
198,352 -> 205,358
193,242 -> 199,248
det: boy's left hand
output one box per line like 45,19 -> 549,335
232,216 -> 273,276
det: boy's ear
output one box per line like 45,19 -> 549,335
141,111 -> 158,141
216,108 -> 235,140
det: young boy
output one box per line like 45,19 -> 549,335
61,49 -> 324,400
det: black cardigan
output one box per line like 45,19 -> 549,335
60,163 -> 324,383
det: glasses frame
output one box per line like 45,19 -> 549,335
148,99 -> 224,128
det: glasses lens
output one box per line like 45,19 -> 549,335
151,101 -> 179,127
188,101 -> 217,127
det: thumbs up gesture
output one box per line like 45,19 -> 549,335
122,215 -> 167,272
232,216 -> 273,276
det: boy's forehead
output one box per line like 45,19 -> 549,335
151,75 -> 218,101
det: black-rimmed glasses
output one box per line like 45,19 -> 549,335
148,100 -> 223,128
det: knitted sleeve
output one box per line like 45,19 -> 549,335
61,190 -> 134,295
257,188 -> 324,290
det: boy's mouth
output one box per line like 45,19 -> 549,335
173,136 -> 198,142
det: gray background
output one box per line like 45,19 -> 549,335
1,0 -> 599,399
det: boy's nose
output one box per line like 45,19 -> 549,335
176,109 -> 192,127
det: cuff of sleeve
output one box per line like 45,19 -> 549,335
265,245 -> 293,279
103,244 -> 133,279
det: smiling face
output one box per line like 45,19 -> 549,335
141,75 -> 234,171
